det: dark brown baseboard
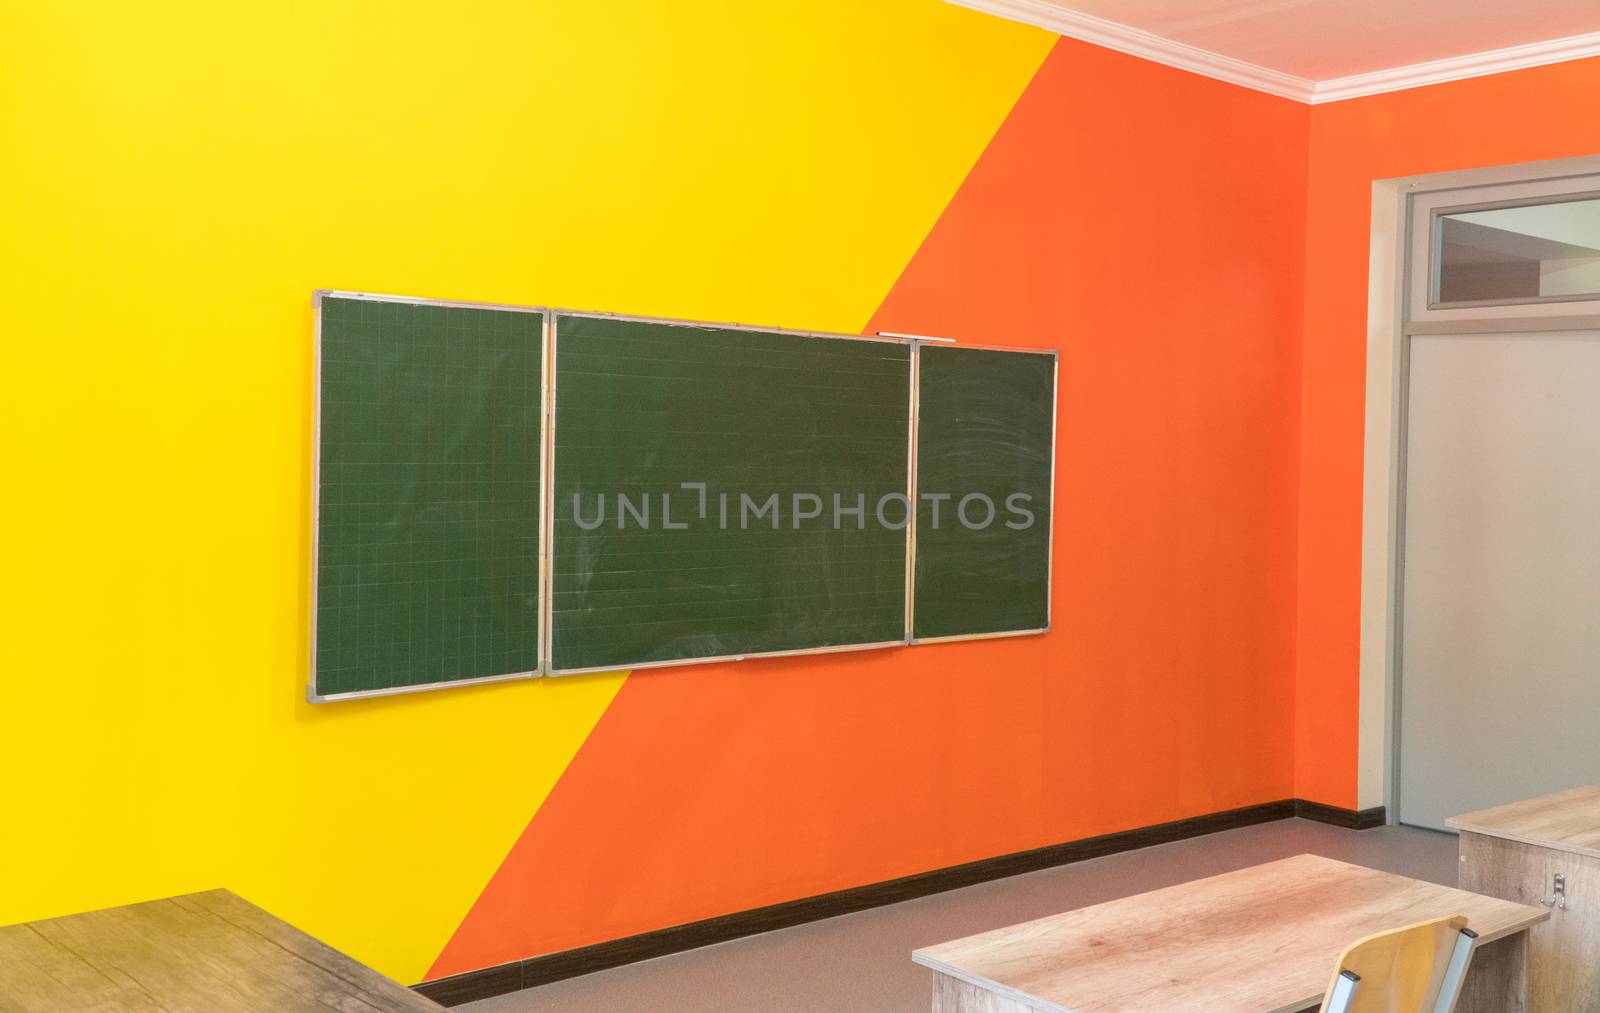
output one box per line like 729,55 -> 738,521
413,797 -> 1383,1006
1293,798 -> 1387,830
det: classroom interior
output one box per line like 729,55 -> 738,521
5,1 -> 1600,1010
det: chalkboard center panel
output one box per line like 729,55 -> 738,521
549,314 -> 911,674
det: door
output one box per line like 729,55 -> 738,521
1398,330 -> 1600,829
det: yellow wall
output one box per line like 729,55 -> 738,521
0,0 -> 1051,982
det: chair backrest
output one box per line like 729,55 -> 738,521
1318,915 -> 1478,1013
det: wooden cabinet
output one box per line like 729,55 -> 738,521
1451,786 -> 1600,1013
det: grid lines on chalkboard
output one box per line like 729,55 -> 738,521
912,345 -> 1054,640
550,314 -> 911,672
314,295 -> 541,697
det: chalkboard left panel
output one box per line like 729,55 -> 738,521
311,292 -> 545,702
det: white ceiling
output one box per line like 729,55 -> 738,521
950,0 -> 1600,102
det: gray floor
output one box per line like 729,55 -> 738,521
463,819 -> 1456,1013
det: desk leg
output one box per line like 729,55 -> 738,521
1457,931 -> 1528,1013
931,971 -> 1036,1013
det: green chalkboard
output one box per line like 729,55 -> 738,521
549,314 -> 911,673
913,345 -> 1055,640
312,293 -> 543,700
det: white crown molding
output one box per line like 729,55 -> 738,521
1310,30 -> 1600,103
947,0 -> 1600,106
945,0 -> 1315,101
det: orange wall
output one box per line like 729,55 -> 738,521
432,36 -> 1310,976
1294,56 -> 1600,807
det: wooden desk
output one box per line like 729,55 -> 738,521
913,854 -> 1547,1013
1450,785 -> 1600,1013
0,890 -> 442,1012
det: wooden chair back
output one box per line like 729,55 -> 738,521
1318,914 -> 1477,1013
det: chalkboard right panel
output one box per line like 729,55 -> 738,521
912,345 -> 1056,640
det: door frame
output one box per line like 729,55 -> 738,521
1360,154 -> 1600,822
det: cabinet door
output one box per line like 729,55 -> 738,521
1459,832 -> 1600,1013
